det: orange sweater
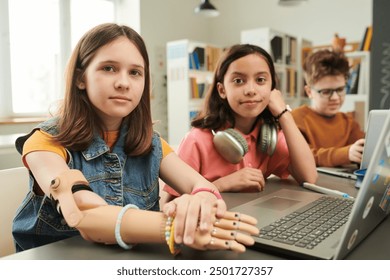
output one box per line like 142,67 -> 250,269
291,105 -> 365,167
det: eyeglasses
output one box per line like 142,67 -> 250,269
310,85 -> 347,100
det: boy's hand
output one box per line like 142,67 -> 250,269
349,138 -> 365,163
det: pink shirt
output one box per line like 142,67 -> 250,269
164,124 -> 291,196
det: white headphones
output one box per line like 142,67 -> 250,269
212,121 -> 278,164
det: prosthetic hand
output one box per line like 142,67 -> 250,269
49,169 -> 260,253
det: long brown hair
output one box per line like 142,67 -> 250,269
54,23 -> 153,156
191,44 -> 276,130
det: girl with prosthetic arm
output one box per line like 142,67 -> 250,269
13,23 -> 258,254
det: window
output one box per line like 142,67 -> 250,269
8,0 -> 60,115
4,0 -> 114,117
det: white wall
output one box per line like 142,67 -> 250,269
209,0 -> 372,46
139,0 -> 213,138
138,0 -> 372,139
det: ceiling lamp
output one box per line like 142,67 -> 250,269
278,0 -> 307,6
194,0 -> 220,17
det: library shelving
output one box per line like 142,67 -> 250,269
342,51 -> 370,128
166,39 -> 222,146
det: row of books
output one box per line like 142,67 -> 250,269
189,45 -> 222,71
347,26 -> 372,94
270,35 -> 297,65
190,77 -> 209,99
276,68 -> 298,97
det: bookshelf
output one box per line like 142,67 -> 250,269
342,51 -> 370,128
166,39 -> 222,146
240,27 -> 312,109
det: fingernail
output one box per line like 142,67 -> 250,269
175,235 -> 182,244
184,235 -> 193,244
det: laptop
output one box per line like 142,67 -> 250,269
317,109 -> 389,180
230,110 -> 390,259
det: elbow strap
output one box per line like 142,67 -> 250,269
50,170 -> 89,227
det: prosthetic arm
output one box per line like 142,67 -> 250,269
49,169 -> 260,253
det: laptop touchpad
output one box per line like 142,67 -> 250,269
255,196 -> 301,211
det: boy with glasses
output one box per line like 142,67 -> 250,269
291,49 -> 365,167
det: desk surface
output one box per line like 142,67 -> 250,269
2,174 -> 390,260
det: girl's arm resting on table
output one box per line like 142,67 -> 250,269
212,167 -> 265,192
159,152 -> 227,244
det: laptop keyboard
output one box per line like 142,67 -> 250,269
259,196 -> 354,249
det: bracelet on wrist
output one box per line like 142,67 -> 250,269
164,216 -> 181,255
274,105 -> 292,122
115,204 -> 139,250
191,187 -> 222,200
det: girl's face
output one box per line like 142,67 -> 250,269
78,36 -> 145,130
217,53 -> 272,133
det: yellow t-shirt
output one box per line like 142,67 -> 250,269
22,130 -> 173,168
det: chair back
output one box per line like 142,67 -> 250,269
0,167 -> 29,257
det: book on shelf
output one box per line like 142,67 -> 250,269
270,35 -> 283,63
189,78 -> 207,99
347,64 -> 360,94
189,53 -> 195,70
362,26 -> 373,51
205,45 -> 222,71
285,36 -> 297,65
286,68 -> 297,97
346,26 -> 371,94
188,46 -> 206,70
358,27 -> 368,51
189,52 -> 201,70
290,36 -> 297,65
358,26 -> 373,52
193,47 -> 205,70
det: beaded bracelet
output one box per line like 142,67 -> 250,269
115,204 -> 139,250
191,187 -> 223,200
164,216 -> 181,255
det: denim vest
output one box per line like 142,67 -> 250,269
13,118 -> 162,251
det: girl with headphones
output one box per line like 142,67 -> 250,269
164,44 -> 317,197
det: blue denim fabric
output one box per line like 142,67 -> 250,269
13,118 -> 162,251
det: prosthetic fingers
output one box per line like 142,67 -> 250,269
49,169 -> 260,254
187,211 -> 260,253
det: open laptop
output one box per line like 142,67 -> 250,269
230,110 -> 390,259
316,109 -> 389,180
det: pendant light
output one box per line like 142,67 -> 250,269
194,0 -> 220,17
278,0 -> 307,6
